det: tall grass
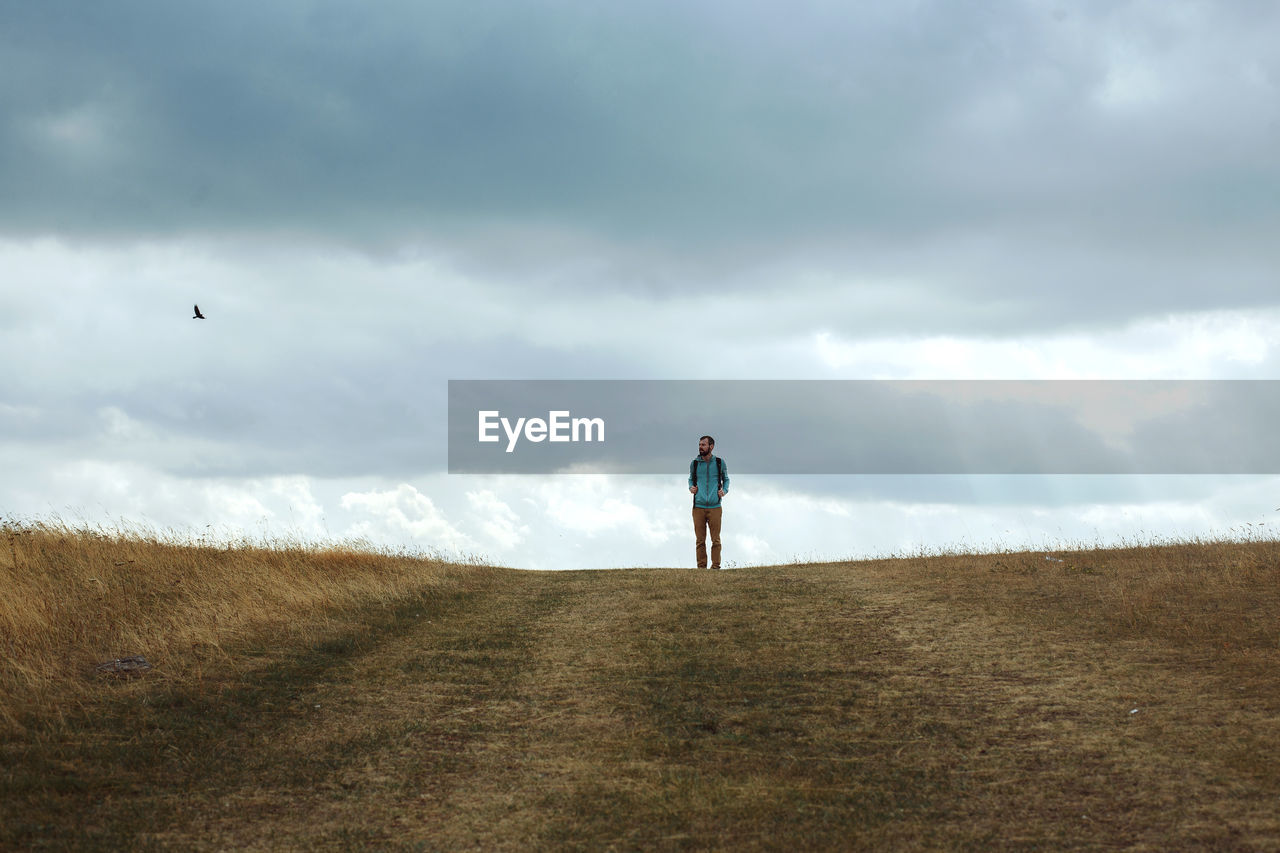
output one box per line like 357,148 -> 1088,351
0,517 -> 505,733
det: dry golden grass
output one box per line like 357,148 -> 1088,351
3,520 -> 1280,850
0,518 -> 506,734
874,534 -> 1280,653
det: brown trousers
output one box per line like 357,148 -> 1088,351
692,506 -> 723,568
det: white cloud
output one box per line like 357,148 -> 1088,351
340,484 -> 471,552
202,485 -> 274,528
533,477 -> 680,545
465,489 -> 529,550
261,476 -> 327,533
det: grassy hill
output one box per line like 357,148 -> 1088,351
3,520 -> 1280,850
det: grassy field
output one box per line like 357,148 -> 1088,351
3,521 -> 1280,850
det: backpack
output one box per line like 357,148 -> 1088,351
690,456 -> 724,505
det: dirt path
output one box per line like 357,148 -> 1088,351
144,566 -> 1279,850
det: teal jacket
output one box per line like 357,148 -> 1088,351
689,455 -> 730,509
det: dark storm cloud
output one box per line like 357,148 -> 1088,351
2,1 -> 739,239
0,1 -> 1002,240
4,3 -> 1275,233
3,1 -> 1279,332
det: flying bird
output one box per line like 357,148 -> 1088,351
193,304 -> 205,319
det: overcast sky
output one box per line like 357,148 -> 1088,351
3,0 -> 1279,568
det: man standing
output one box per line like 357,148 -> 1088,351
689,435 -> 730,570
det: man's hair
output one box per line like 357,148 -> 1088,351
700,435 -> 715,447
